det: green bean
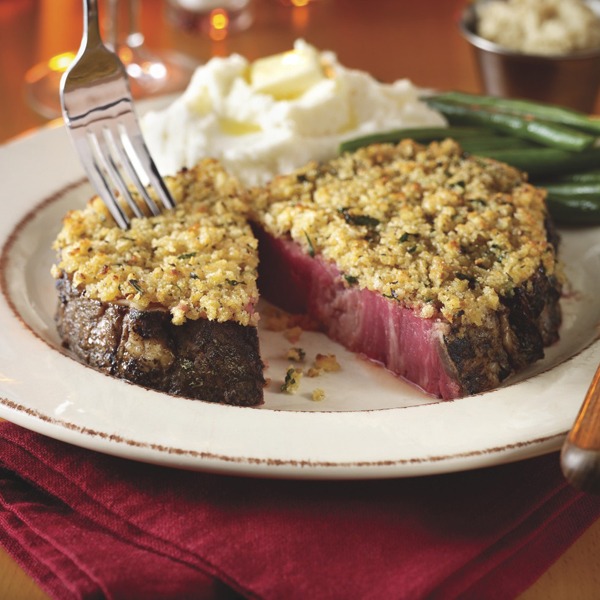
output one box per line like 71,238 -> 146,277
425,98 -> 596,152
541,182 -> 600,196
427,91 -> 600,135
532,179 -> 600,226
338,126 -> 489,154
538,169 -> 600,184
545,195 -> 600,225
461,137 -> 537,152
473,147 -> 600,178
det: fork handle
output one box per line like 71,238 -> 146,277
83,0 -> 103,48
561,363 -> 600,493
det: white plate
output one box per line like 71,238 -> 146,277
1,122 -> 599,480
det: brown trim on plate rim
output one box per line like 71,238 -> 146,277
0,394 -> 566,470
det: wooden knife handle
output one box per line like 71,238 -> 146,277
561,364 -> 600,493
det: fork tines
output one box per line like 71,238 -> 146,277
69,100 -> 175,230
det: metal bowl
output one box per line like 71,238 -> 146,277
460,0 -> 600,112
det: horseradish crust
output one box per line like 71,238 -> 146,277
250,139 -> 560,326
51,159 -> 259,326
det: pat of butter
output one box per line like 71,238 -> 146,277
218,117 -> 262,135
250,48 -> 325,100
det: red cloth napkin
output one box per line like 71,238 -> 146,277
0,422 -> 599,600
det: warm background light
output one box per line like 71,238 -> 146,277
209,8 -> 230,40
278,0 -> 321,6
47,51 -> 75,74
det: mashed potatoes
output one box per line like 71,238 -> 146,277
476,0 -> 600,55
141,40 -> 446,186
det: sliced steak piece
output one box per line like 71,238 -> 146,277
251,139 -> 562,399
52,160 -> 265,406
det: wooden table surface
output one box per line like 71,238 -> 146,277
1,0 -> 600,598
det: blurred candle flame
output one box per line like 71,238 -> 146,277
119,47 -> 134,65
209,8 -> 229,41
47,51 -> 75,73
278,0 -> 320,5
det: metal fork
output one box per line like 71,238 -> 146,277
60,0 -> 175,229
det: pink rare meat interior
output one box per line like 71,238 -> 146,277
255,226 -> 462,399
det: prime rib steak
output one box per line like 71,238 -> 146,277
250,138 -> 562,399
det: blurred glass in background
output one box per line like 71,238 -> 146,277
24,0 -> 198,119
166,0 -> 253,40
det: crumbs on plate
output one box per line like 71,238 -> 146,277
268,306 -> 340,398
286,347 -> 306,362
281,367 -> 303,393
280,350 -> 340,397
311,388 -> 326,402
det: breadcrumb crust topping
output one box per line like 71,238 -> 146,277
51,159 -> 259,326
250,139 -> 560,326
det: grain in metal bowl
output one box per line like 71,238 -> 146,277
460,0 -> 600,112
